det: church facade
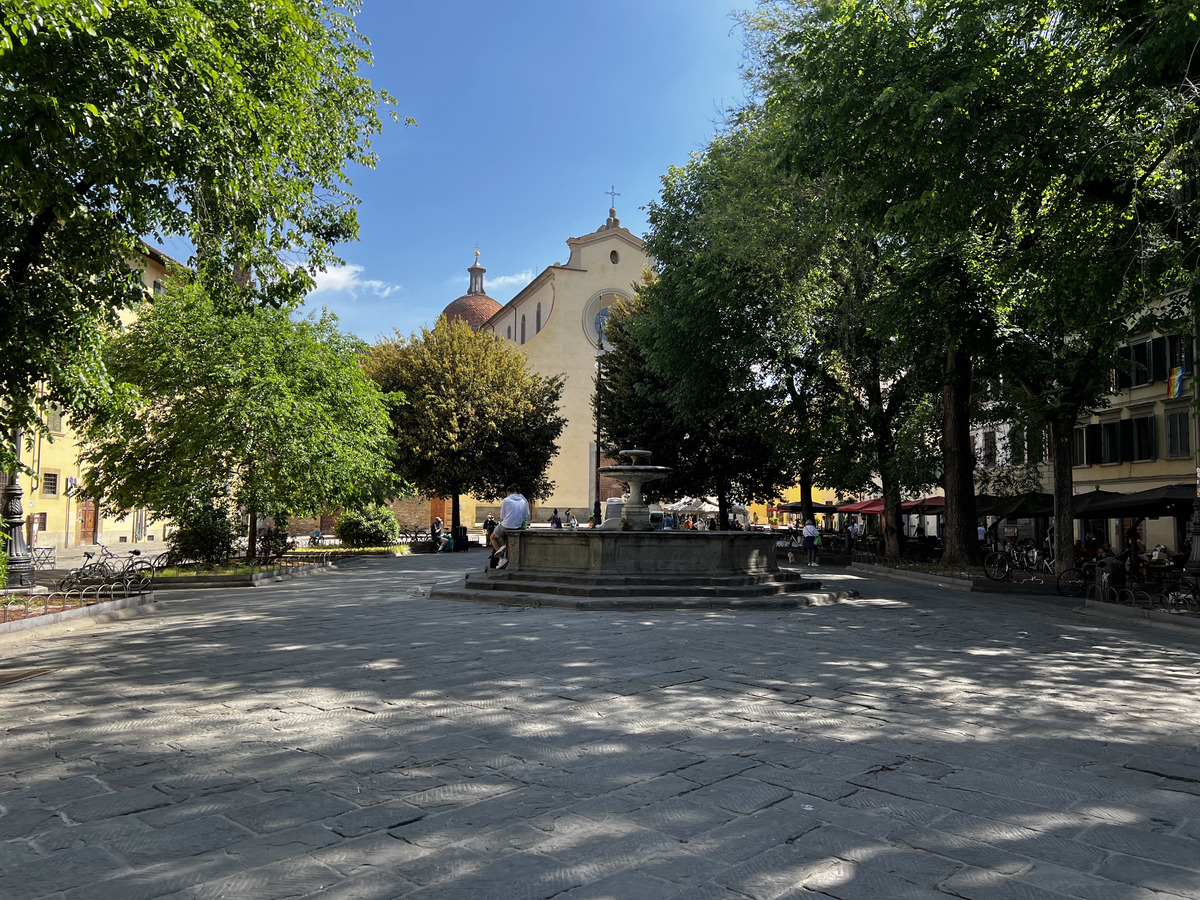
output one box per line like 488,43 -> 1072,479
442,207 -> 650,522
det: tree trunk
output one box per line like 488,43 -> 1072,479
247,510 -> 258,561
716,489 -> 729,531
799,469 -> 814,524
941,345 -> 979,565
866,370 -> 904,559
1049,415 -> 1076,573
881,478 -> 904,558
451,492 -> 461,535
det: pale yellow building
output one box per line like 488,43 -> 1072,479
15,245 -> 173,552
1067,327 -> 1195,553
434,207 -> 650,523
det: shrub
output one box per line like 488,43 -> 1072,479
257,517 -> 293,563
335,505 -> 399,548
0,546 -> 7,586
167,503 -> 240,565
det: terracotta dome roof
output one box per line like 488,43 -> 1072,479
440,250 -> 502,329
442,291 -> 502,329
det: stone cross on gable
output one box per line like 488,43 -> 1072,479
605,185 -> 621,206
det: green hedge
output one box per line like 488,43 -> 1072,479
334,505 -> 400,548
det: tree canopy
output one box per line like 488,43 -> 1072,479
0,0 -> 400,469
74,278 -> 398,555
719,0 -> 1198,560
364,317 -> 567,532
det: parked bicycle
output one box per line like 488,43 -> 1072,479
400,526 -> 429,544
982,542 -> 1054,582
58,545 -> 155,590
1150,570 -> 1200,613
1055,559 -> 1098,597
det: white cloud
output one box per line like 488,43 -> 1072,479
309,264 -> 401,299
488,269 -> 536,293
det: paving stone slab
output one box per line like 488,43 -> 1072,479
59,786 -> 174,823
224,791 -> 358,834
3,557 -> 1199,899
105,814 -> 247,868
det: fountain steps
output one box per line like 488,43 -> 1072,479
468,571 -> 815,596
430,569 -> 861,609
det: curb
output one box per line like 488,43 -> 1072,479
150,561 -> 334,589
849,564 -> 976,591
1,559 -> 369,635
850,562 -> 1064,596
1081,597 -> 1200,639
0,591 -> 163,636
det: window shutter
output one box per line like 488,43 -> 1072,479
1115,346 -> 1132,389
1085,423 -> 1102,465
1151,336 -> 1168,382
1119,419 -> 1134,462
1186,337 -> 1195,375
1149,414 -> 1158,459
1030,425 -> 1045,465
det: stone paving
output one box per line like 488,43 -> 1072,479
2,552 -> 1199,899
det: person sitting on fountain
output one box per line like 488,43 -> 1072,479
490,484 -> 530,569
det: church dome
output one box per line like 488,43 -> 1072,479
441,250 -> 501,329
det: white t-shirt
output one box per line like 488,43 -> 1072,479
499,492 -> 530,529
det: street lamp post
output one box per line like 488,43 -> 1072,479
3,430 -> 33,588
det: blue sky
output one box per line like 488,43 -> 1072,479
289,1 -> 750,341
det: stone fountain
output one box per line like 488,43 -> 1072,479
431,450 -> 855,610
597,449 -> 669,530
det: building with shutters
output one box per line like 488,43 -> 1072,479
972,319 -> 1197,554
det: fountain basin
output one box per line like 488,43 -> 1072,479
503,529 -> 776,577
431,530 -> 858,610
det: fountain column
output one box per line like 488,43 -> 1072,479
599,449 -> 669,531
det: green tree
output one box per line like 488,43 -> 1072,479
634,117 -> 936,538
754,0 -> 1167,565
595,295 -> 797,529
0,0 -> 401,470
74,278 -> 397,558
364,317 -> 567,535
593,298 -> 689,501
631,263 -> 803,530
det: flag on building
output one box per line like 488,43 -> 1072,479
1169,366 -> 1187,399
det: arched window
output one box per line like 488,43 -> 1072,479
506,325 -> 512,340
536,302 -> 542,333
520,314 -> 526,344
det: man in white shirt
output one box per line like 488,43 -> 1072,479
490,484 -> 530,569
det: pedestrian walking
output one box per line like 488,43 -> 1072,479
802,519 -> 820,567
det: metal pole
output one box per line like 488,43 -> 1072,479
593,337 -> 605,525
1185,297 -> 1200,579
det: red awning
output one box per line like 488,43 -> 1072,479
902,495 -> 946,512
838,498 -> 884,514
